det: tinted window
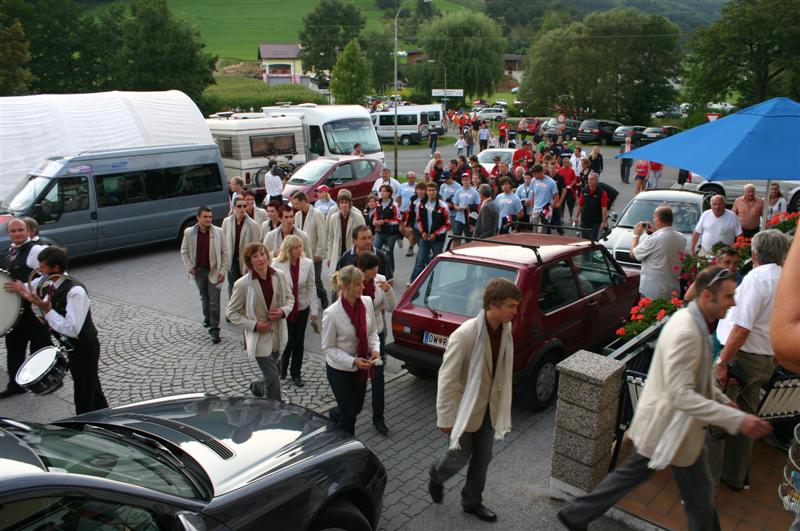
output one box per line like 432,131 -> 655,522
96,164 -> 222,207
379,115 -> 394,126
1,497 -> 161,531
250,134 -> 297,157
580,120 -> 598,128
398,115 -> 418,126
216,136 -> 233,158
36,176 -> 90,224
410,259 -> 517,317
643,127 -> 662,134
539,260 -> 580,312
572,249 -> 615,295
352,160 -> 376,180
331,163 -> 353,181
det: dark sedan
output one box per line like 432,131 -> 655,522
612,125 -> 647,145
638,125 -> 682,145
0,394 -> 386,531
576,119 -> 622,145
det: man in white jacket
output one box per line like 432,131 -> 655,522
291,191 -> 329,308
428,278 -> 521,523
557,266 -> 771,531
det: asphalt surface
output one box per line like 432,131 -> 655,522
0,143 -> 677,530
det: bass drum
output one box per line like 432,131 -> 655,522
15,346 -> 69,395
0,269 -> 22,335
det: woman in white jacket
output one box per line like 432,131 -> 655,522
273,235 -> 319,388
356,251 -> 395,435
321,265 -> 380,435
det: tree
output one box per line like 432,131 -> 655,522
329,39 -> 372,104
418,11 -> 505,98
520,8 -> 681,123
358,30 -> 393,93
375,0 -> 400,9
685,0 -> 800,106
113,0 -> 216,102
0,13 -> 33,95
299,0 -> 366,78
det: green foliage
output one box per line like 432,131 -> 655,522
375,0 -> 400,9
520,8 -> 681,123
299,0 -> 366,78
358,30 -> 393,93
616,296 -> 683,340
418,11 -> 505,98
201,75 -> 326,115
685,0 -> 800,106
329,39 -> 372,104
0,12 -> 33,95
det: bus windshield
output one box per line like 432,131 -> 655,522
323,118 -> 382,155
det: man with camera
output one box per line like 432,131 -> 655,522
631,206 -> 686,299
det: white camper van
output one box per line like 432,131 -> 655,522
206,116 -> 305,185
262,104 -> 384,162
370,104 -> 445,144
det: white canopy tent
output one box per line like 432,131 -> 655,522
0,90 -> 213,200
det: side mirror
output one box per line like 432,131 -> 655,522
608,211 -> 618,225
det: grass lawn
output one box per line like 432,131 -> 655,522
167,0 -> 470,61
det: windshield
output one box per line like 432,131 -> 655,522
11,422 -> 204,500
288,160 -> 335,185
643,127 -> 662,134
323,118 -> 382,155
477,151 -> 512,165
411,259 -> 517,317
618,199 -> 701,233
4,175 -> 51,214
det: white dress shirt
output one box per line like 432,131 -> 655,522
42,276 -> 90,339
12,241 -> 47,270
321,296 -> 380,372
716,263 -> 782,356
694,209 -> 742,253
632,226 -> 686,299
265,171 -> 284,197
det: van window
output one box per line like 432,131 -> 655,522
35,175 -> 90,224
397,115 -> 417,126
428,111 -> 441,123
250,134 -> 297,157
216,136 -> 233,158
96,163 -> 223,207
379,115 -> 393,126
309,126 -> 325,156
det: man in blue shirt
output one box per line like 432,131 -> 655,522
398,171 -> 419,215
439,172 -> 463,212
493,177 -> 524,232
530,164 -> 559,233
515,171 -> 534,223
451,173 -> 481,245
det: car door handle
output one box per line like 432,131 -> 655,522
90,211 -> 97,220
586,300 -> 598,307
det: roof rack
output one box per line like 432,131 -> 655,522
446,235 -> 543,264
509,221 -> 611,242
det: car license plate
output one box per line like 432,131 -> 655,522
423,331 -> 449,349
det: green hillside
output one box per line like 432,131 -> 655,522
165,0 -> 471,61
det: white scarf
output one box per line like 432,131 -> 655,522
647,302 -> 710,469
449,311 -> 514,450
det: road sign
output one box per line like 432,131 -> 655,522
706,113 -> 721,122
432,89 -> 464,97
557,113 -> 566,124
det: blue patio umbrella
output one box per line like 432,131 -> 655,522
617,97 -> 800,182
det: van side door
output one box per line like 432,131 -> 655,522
34,175 -> 97,256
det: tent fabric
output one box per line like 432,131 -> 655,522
0,90 -> 212,200
617,97 -> 800,182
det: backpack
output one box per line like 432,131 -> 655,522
597,182 -> 619,208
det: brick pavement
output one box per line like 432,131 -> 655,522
1,292 -> 551,530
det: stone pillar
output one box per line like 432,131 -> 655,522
550,349 -> 625,496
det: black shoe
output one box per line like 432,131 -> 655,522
0,387 -> 25,399
556,510 -> 587,531
463,505 -> 497,522
292,377 -> 305,388
202,318 -> 210,328
249,381 -> 265,397
210,329 -> 221,344
428,465 -> 443,504
373,418 -> 388,435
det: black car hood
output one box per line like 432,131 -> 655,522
68,394 -> 346,496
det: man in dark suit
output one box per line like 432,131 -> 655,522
473,184 -> 499,239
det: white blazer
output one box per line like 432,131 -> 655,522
273,256 -> 320,317
221,213 -> 262,273
180,224 -> 230,284
325,209 -> 366,263
263,226 -> 312,259
369,273 -> 395,335
295,206 -> 327,260
321,296 -> 380,372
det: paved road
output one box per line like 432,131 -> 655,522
0,144 -> 677,530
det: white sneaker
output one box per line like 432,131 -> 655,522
398,239 -> 404,249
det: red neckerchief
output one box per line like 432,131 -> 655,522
287,260 -> 300,322
362,278 -> 376,300
341,296 -> 371,382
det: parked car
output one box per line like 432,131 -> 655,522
281,156 -> 381,208
612,125 -> 647,146
476,107 -> 507,121
386,233 -> 640,411
638,125 -> 682,145
602,190 -> 710,268
0,394 -> 386,531
674,178 -> 800,212
519,117 -> 549,138
476,148 -> 516,174
540,118 -> 582,141
576,119 -> 623,145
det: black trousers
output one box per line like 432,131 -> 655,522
620,159 -> 633,182
5,308 -> 52,391
371,331 -> 386,421
326,364 -> 367,436
281,307 -> 310,379
68,337 -> 109,415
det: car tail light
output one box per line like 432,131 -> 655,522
662,127 -> 669,133
627,131 -> 634,135
392,322 -> 412,336
592,129 -> 600,134
687,173 -> 693,183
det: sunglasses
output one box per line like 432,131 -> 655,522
235,204 -> 246,209
708,268 -> 734,287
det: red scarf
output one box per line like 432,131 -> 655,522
287,260 -> 300,322
362,278 -> 376,300
341,296 -> 371,382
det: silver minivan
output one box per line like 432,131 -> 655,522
371,107 -> 431,145
0,144 -> 229,257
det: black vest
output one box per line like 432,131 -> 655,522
581,188 -> 604,224
50,278 -> 98,345
3,241 -> 35,282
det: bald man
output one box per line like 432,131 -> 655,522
732,184 -> 764,238
691,195 -> 742,256
631,206 -> 686,299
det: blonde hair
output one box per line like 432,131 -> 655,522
331,265 -> 363,293
275,234 -> 304,263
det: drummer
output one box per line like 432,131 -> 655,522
1,218 -> 52,399
8,246 -> 108,414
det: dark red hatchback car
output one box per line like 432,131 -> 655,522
386,233 -> 640,411
281,156 -> 381,208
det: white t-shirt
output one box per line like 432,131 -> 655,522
265,172 -> 283,197
693,209 -> 742,253
371,177 -> 401,197
716,263 -> 782,356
